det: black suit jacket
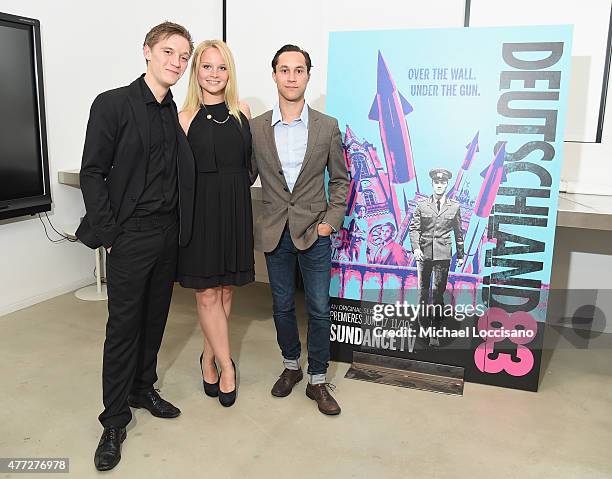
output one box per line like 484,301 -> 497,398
76,76 -> 195,249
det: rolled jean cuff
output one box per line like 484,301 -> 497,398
309,373 -> 326,385
283,356 -> 301,371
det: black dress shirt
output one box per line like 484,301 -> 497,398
133,77 -> 178,216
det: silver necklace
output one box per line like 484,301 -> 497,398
202,103 -> 230,124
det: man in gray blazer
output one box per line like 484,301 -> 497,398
409,168 -> 465,346
250,44 -> 349,415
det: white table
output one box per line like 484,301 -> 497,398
57,171 -> 107,301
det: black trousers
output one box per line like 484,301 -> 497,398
416,259 -> 451,324
98,219 -> 178,428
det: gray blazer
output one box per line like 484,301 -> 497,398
249,107 -> 349,252
409,196 -> 465,261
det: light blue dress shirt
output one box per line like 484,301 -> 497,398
270,103 -> 335,233
271,103 -> 309,193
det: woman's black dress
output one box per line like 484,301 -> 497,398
177,102 -> 254,289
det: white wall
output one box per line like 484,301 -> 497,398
468,0 -> 612,194
471,0 -> 611,143
0,0 -> 222,316
228,0 -> 466,116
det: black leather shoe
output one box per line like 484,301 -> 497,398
200,352 -> 220,397
94,426 -> 126,471
128,389 -> 181,418
218,359 -> 237,407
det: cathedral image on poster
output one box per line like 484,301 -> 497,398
326,25 -> 573,391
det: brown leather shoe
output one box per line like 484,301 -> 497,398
306,383 -> 341,415
271,368 -> 303,397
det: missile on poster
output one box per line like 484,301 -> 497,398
461,143 -> 507,273
368,51 -> 418,189
449,131 -> 479,199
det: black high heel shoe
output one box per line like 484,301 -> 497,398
218,359 -> 237,407
199,352 -> 219,397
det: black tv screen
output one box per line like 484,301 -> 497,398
0,12 -> 51,220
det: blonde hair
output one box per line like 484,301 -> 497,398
183,40 -> 242,124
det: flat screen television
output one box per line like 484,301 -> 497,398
0,11 -> 51,221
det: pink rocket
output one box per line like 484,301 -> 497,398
449,131 -> 479,199
461,143 -> 507,273
369,51 -> 418,190
475,142 -> 507,218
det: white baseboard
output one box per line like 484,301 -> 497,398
0,277 -> 94,318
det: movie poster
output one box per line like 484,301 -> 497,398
326,25 -> 573,391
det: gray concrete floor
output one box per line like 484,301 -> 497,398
1,282 -> 611,479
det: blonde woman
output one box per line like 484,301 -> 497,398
176,40 -> 253,407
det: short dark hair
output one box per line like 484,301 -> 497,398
271,44 -> 312,73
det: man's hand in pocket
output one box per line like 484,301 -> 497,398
317,223 -> 333,237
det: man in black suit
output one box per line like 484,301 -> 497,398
76,22 -> 194,471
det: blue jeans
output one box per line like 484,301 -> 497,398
265,228 -> 332,376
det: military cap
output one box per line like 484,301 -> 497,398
429,168 -> 452,181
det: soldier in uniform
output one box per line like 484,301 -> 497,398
409,168 -> 464,346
